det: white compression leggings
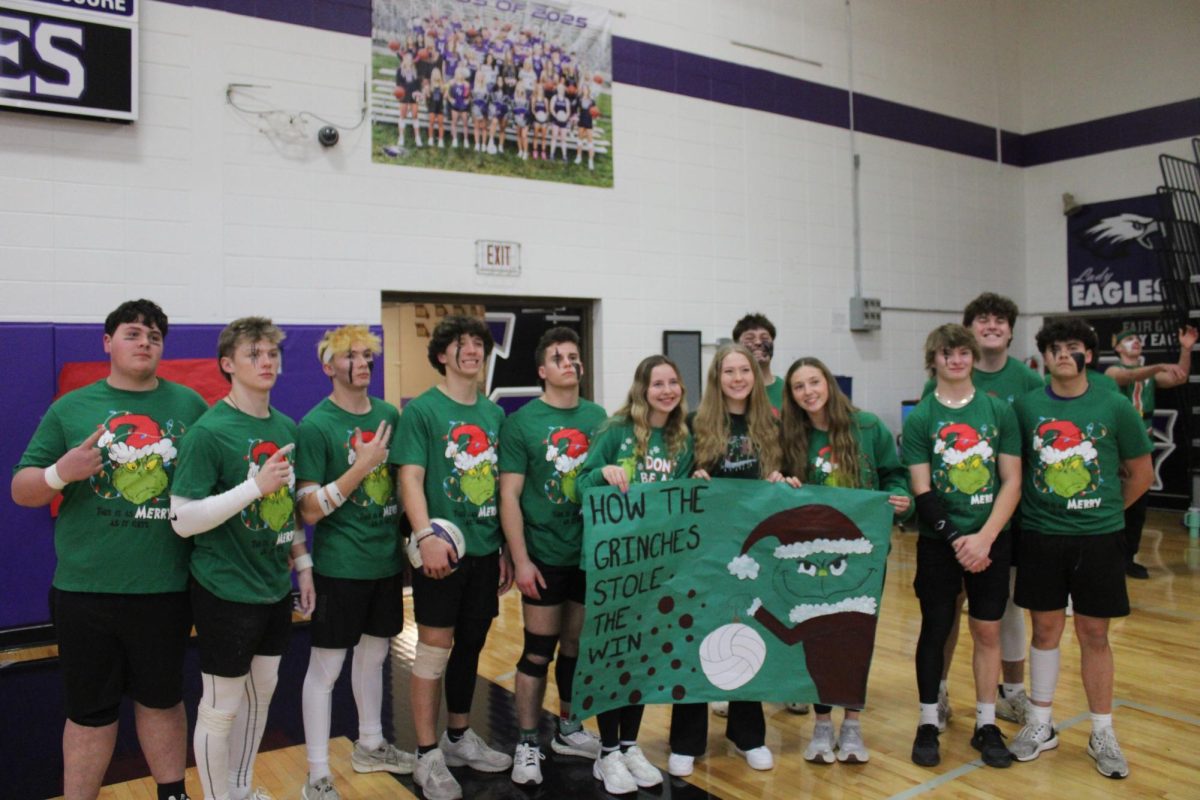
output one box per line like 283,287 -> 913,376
194,656 -> 281,800
301,635 -> 390,779
1000,568 -> 1027,664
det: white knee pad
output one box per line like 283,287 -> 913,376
196,702 -> 237,736
999,597 -> 1027,663
412,642 -> 452,680
1029,646 -> 1061,704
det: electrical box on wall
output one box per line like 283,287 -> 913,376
849,297 -> 881,331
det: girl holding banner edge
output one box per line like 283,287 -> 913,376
780,356 -> 913,765
577,355 -> 694,794
667,344 -> 796,777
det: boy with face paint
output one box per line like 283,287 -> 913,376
13,299 -> 207,800
170,316 -> 314,800
498,327 -> 607,786
394,315 -> 511,800
295,325 -> 410,799
734,313 -> 783,412
1008,319 -> 1152,779
1104,325 -> 1196,579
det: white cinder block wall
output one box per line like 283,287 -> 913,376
0,0 -> 1194,429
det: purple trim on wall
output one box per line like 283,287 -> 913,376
154,0 -> 371,37
1017,98 -> 1200,167
852,94 -> 996,161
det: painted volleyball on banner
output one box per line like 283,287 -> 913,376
699,623 -> 766,690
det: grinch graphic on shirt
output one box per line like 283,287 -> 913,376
543,427 -> 590,504
1031,419 -> 1103,503
811,447 -> 854,487
94,412 -> 185,506
443,422 -> 499,513
931,422 -> 996,498
345,428 -> 394,508
244,440 -> 296,533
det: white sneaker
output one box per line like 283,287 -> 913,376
351,741 -> 415,774
836,723 -> 870,763
996,687 -> 1031,725
621,746 -> 663,788
452,138 -> 458,148
243,790 -> 275,800
487,142 -> 497,155
667,753 -> 694,777
588,160 -> 594,170
511,742 -> 544,786
575,154 -> 582,164
414,749 -> 462,800
1010,720 -> 1058,762
438,138 -> 445,148
551,727 -> 601,758
592,751 -> 636,794
710,701 -> 729,717
736,745 -> 774,770
1087,727 -> 1129,779
415,137 -> 424,147
301,776 -> 340,800
804,721 -> 836,764
786,702 -> 811,714
440,729 -> 512,772
937,686 -> 952,732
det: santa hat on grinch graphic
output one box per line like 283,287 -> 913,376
545,428 -> 588,474
1032,419 -> 1097,466
813,446 -> 835,476
97,413 -> 177,466
246,441 -> 295,489
445,423 -> 497,472
346,429 -> 376,466
933,422 -> 993,466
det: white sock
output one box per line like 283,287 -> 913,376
1002,682 -> 1025,697
1090,712 -> 1113,734
228,655 -> 281,798
1030,703 -> 1053,726
975,702 -> 996,727
1029,646 -> 1060,704
938,679 -> 949,695
302,647 -> 347,780
353,635 -> 390,750
919,703 -> 939,726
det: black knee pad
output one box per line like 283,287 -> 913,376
516,631 -> 559,678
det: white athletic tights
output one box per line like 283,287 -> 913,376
193,656 -> 280,800
301,635 -> 390,778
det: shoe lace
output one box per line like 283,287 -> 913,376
1094,730 -> 1122,758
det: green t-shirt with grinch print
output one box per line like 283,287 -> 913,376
393,386 -> 505,556
498,397 -> 608,566
803,411 -> 913,519
901,393 -> 1020,539
921,356 -> 1043,405
578,419 -> 694,490
172,402 -> 299,604
15,379 -> 208,594
1014,385 -> 1152,535
296,397 -> 403,580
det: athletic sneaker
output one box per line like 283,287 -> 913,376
301,776 -> 340,799
971,724 -> 1013,768
352,741 -> 415,775
667,752 -> 694,777
936,686 -> 952,732
736,745 -> 774,770
804,721 -> 836,764
414,749 -> 462,800
511,742 -> 544,786
786,702 -> 810,714
1009,720 -> 1058,762
710,701 -> 729,717
551,727 -> 601,758
836,723 -> 869,763
995,687 -> 1030,725
1126,561 -> 1150,580
243,790 -> 274,800
621,745 -> 663,787
592,751 -> 637,795
911,724 -> 941,767
1087,728 -> 1129,779
440,729 -> 513,772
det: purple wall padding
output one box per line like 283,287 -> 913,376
1,322 -> 382,631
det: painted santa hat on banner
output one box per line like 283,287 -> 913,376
728,504 -> 874,580
98,413 -> 177,466
1032,419 -> 1097,465
933,422 -> 993,466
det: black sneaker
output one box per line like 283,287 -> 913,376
911,724 -> 940,767
971,724 -> 1013,768
1125,561 -> 1149,580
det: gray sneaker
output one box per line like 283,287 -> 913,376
301,776 -> 340,800
995,687 -> 1030,725
836,722 -> 869,763
414,749 -> 463,800
804,721 -> 836,764
511,741 -> 544,786
1009,720 -> 1058,762
351,741 -> 415,775
1087,728 -> 1129,779
440,728 -> 513,772
936,687 -> 952,732
550,727 -> 601,758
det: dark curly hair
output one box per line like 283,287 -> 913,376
732,313 -> 776,342
104,299 -> 168,338
962,292 -> 1018,329
427,315 -> 494,374
1035,318 -> 1098,354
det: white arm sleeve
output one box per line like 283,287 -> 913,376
171,478 -> 262,537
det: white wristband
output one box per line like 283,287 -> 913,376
296,484 -> 319,500
293,553 -> 313,572
316,482 -> 347,515
44,464 -> 68,491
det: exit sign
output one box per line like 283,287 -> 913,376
476,240 -> 521,276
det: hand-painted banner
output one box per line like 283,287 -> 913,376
573,479 -> 893,720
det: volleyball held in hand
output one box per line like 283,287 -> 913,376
406,518 -> 465,571
699,623 -> 767,691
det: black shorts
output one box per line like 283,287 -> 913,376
50,588 -> 191,726
310,572 -> 404,649
190,581 -> 291,677
1008,518 -> 1025,567
1014,530 -> 1129,618
913,529 -> 1011,621
521,560 -> 585,607
411,552 -> 500,628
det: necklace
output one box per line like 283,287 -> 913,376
224,393 -> 241,412
934,388 -> 975,408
